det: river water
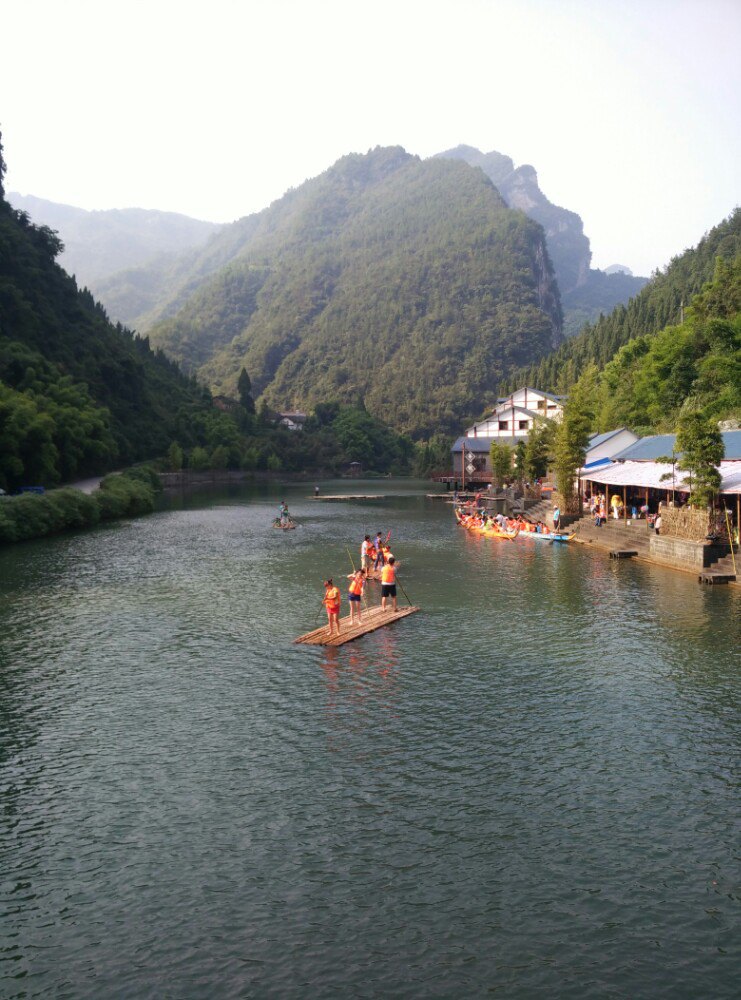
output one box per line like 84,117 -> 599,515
1,480 -> 738,998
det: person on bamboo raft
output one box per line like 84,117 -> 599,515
322,579 -> 341,635
346,568 -> 366,623
380,557 -> 398,613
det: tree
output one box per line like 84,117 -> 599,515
237,367 -> 256,414
489,441 -> 513,489
675,411 -> 724,508
553,364 -> 599,510
189,446 -> 209,471
166,441 -> 183,471
523,420 -> 551,482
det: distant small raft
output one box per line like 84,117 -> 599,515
294,605 -> 420,646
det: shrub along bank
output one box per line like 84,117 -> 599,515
0,467 -> 162,544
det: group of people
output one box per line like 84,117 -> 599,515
457,508 -> 560,536
360,532 -> 394,573
321,531 -> 399,635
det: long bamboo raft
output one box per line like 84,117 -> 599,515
307,494 -> 387,501
294,605 -> 420,646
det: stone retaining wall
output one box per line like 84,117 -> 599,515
649,535 -> 730,570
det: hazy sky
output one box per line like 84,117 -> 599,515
1,0 -> 739,274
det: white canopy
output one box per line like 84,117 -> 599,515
580,460 -> 741,494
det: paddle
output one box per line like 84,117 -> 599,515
394,573 -> 413,607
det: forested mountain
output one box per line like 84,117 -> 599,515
502,208 -> 741,398
140,147 -> 562,438
0,137 -> 227,490
7,192 -> 221,294
436,145 -> 648,334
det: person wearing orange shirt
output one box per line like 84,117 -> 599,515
380,557 -> 397,613
322,579 -> 341,635
346,568 -> 366,623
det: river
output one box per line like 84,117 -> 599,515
1,480 -> 738,998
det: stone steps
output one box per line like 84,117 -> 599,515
572,514 -> 653,553
705,551 -> 739,578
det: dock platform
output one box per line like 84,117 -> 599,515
609,549 -> 638,559
307,494 -> 387,501
294,605 -> 420,646
698,571 -> 735,585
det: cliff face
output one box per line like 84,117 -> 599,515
437,148 -> 591,295
498,165 -> 591,293
436,146 -> 647,335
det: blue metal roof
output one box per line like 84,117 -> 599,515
612,430 -> 741,462
452,436 -> 497,453
587,428 -> 627,449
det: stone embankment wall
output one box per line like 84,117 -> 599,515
649,535 -> 730,571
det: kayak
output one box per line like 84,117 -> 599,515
518,529 -> 575,543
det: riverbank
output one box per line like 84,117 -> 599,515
572,515 -> 740,587
0,467 -> 162,545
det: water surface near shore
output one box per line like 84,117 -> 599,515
1,481 -> 739,998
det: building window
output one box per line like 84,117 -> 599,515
499,421 -> 508,430
518,420 -> 528,430
537,400 -> 546,410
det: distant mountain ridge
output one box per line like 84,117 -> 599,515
435,145 -> 648,334
7,192 -> 221,291
140,146 -> 564,437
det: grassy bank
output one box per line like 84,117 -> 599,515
0,467 -> 162,545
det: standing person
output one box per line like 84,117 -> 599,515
553,503 -> 561,531
279,500 -> 289,525
380,557 -> 397,613
346,568 -> 366,623
314,485 -> 320,498
322,579 -> 341,635
374,532 -> 385,572
361,535 -> 371,572
654,513 -> 662,536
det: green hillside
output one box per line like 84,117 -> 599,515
503,208 -> 741,396
588,254 -> 740,433
0,135 -> 223,490
145,147 -> 563,438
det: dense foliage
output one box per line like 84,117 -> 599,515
556,255 -> 741,440
503,209 -> 741,398
103,147 -> 562,439
0,133 -> 228,491
0,467 -> 161,544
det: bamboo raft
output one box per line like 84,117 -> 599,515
307,494 -> 387,501
294,605 -> 420,646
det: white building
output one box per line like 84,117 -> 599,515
465,388 -> 566,440
277,411 -> 307,431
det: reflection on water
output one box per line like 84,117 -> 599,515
0,481 -> 739,998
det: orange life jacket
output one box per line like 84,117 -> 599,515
381,564 -> 396,585
349,574 -> 364,596
324,586 -> 340,610
367,545 -> 377,559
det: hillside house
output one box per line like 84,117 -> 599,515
277,411 -> 307,431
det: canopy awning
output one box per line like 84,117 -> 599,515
580,460 -> 741,494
